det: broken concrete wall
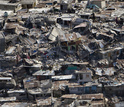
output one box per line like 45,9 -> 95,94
0,32 -> 5,53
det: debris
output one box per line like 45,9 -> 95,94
0,0 -> 124,107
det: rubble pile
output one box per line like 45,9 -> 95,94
0,0 -> 124,107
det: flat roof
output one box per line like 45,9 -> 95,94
75,69 -> 92,73
1,102 -> 31,107
33,70 -> 55,76
61,94 -> 78,99
0,77 -> 12,80
52,75 -> 76,80
0,97 -> 16,102
8,90 -> 25,94
36,97 -> 51,106
78,93 -> 103,100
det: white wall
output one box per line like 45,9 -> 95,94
78,72 -> 92,83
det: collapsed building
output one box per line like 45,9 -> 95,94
0,0 -> 124,107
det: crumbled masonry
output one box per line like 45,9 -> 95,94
0,0 -> 124,107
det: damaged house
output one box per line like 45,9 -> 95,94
20,0 -> 38,9
0,0 -> 124,106
59,32 -> 83,53
76,93 -> 105,107
75,69 -> 92,85
60,0 -> 73,13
